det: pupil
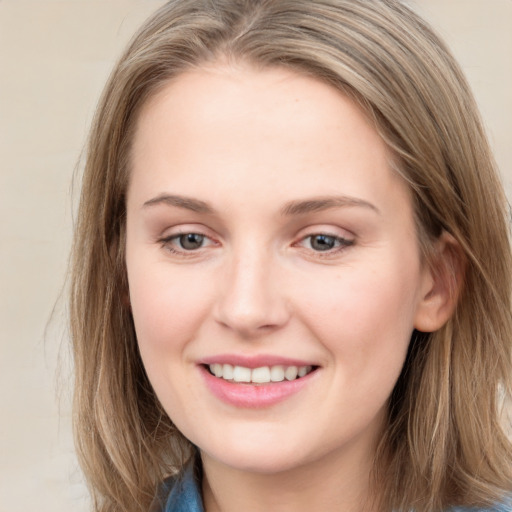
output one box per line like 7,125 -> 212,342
311,235 -> 335,251
180,233 -> 204,250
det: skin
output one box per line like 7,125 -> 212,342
125,62 -> 453,512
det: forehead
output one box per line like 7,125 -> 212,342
127,63 -> 409,220
134,63 -> 374,143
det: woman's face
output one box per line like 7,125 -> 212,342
125,64 -> 436,474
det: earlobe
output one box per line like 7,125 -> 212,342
413,232 -> 465,333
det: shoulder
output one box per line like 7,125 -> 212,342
149,459 -> 204,512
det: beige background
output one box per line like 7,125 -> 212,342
0,1 -> 510,510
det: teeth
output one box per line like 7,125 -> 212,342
233,366 -> 251,383
285,366 -> 298,381
223,364 -> 234,380
270,365 -> 285,382
298,366 -> 308,378
212,363 -> 223,377
208,364 -> 313,383
252,366 -> 271,383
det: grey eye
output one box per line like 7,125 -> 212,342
178,233 -> 205,250
309,234 -> 338,251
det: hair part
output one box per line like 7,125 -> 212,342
70,1 -> 512,510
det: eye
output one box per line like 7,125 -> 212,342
158,231 -> 216,254
176,233 -> 206,250
299,233 -> 354,252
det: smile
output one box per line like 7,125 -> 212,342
207,364 -> 315,384
201,362 -> 319,408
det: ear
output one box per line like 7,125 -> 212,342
414,232 -> 465,333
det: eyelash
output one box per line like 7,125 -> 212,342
158,232 -> 216,256
295,233 -> 354,256
157,231 -> 354,258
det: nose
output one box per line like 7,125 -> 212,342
214,248 -> 290,338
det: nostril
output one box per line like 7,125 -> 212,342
214,300 -> 291,337
212,263 -> 290,335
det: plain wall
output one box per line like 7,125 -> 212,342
0,1 -> 510,510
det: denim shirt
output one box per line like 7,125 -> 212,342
151,460 -> 511,512
150,461 -> 204,512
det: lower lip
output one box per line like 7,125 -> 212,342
199,366 -> 317,408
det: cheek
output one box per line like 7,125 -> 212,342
127,261 -> 213,355
127,263 -> 215,425
297,255 -> 421,366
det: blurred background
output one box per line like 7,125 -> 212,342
0,1 -> 511,510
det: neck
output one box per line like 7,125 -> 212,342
201,440 -> 381,512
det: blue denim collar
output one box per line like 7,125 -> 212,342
151,456 -> 204,512
152,455 -> 511,512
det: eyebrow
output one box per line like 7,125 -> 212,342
143,194 -> 215,213
142,193 -> 379,216
280,196 -> 380,216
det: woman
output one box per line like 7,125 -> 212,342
70,1 -> 512,510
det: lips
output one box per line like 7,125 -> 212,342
198,355 -> 319,408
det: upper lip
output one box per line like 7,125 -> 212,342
198,354 -> 318,369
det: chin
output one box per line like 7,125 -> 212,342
208,449 -> 309,475
195,430 -> 311,474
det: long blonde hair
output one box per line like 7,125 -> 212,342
70,1 -> 512,510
